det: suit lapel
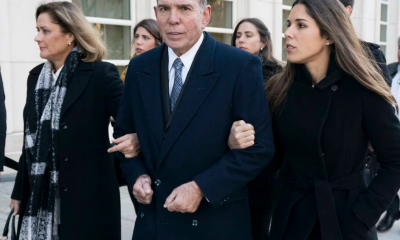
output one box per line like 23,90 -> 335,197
61,62 -> 93,117
137,46 -> 165,149
157,33 -> 220,169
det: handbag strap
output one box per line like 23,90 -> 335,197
1,209 -> 16,240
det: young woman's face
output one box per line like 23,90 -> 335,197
235,22 -> 265,55
133,27 -> 157,55
284,4 -> 330,64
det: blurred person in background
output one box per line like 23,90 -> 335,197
9,2 -> 123,239
0,67 -> 6,179
120,19 -> 162,82
376,36 -> 400,232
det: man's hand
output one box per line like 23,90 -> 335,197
108,133 -> 141,158
228,120 -> 255,149
133,174 -> 153,204
164,181 -> 204,213
9,199 -> 20,216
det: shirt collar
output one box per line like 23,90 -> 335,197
397,64 -> 400,72
168,32 -> 204,72
53,66 -> 64,79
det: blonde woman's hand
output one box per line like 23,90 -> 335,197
9,199 -> 20,216
108,133 -> 141,158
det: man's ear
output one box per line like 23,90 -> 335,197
201,5 -> 211,30
154,6 -> 158,19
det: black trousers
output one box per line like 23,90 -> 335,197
387,194 -> 400,215
249,171 -> 279,240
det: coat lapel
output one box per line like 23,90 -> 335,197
157,33 -> 220,169
61,62 -> 93,117
137,46 -> 165,149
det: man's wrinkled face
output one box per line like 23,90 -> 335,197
155,0 -> 211,56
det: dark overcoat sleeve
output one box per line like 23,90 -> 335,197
0,71 -> 6,171
113,64 -> 148,188
352,89 -> 400,229
193,56 -> 275,208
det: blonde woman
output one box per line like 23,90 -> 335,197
9,2 -> 123,239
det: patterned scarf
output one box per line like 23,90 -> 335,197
20,47 -> 81,240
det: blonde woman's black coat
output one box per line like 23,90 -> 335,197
11,61 -> 123,240
269,59 -> 400,240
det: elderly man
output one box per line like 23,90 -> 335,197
111,0 -> 274,239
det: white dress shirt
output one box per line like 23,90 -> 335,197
391,65 -> 400,119
168,33 -> 204,96
52,66 -> 64,87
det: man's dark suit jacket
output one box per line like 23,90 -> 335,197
114,32 -> 275,240
388,62 -> 399,80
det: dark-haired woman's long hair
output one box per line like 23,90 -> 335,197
266,0 -> 396,113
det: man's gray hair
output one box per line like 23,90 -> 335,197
199,0 -> 207,9
156,0 -> 207,9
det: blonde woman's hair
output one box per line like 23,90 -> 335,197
36,1 -> 106,61
266,0 -> 397,112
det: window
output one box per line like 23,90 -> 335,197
206,0 -> 236,45
281,0 -> 295,61
72,0 -> 135,74
379,0 -> 389,55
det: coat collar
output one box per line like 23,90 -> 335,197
294,54 -> 345,90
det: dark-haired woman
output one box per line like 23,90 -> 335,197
229,0 -> 400,239
9,2 -> 123,239
120,19 -> 162,82
232,18 -> 282,83
231,18 -> 282,240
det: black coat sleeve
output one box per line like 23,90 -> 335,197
352,89 -> 400,229
0,72 -> 6,171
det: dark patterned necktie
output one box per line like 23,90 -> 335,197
170,58 -> 184,111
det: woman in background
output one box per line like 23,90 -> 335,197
232,18 -> 282,83
120,19 -> 162,82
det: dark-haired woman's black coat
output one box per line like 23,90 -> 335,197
269,60 -> 400,240
11,61 -> 123,240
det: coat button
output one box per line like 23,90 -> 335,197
62,185 -> 68,192
155,179 -> 161,186
192,220 -> 198,226
63,155 -> 68,162
61,123 -> 68,130
140,212 -> 144,218
331,85 -> 338,91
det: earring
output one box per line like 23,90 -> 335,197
68,42 -> 71,46
326,43 -> 330,45
260,47 -> 263,51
